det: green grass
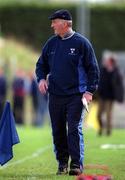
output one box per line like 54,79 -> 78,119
0,125 -> 125,180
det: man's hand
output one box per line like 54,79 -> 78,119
38,79 -> 48,94
82,92 -> 93,104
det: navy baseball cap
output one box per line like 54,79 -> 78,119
49,9 -> 72,20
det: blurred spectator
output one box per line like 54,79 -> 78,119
36,92 -> 48,127
29,72 -> 48,126
0,68 -> 7,118
97,55 -> 124,136
12,69 -> 26,124
29,72 -> 39,125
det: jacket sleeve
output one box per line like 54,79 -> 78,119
35,43 -> 50,83
113,68 -> 124,103
82,40 -> 100,94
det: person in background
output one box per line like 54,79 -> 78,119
30,71 -> 48,126
97,55 -> 124,136
29,72 -> 39,125
12,69 -> 26,124
36,92 -> 48,127
35,9 -> 99,176
0,68 -> 7,118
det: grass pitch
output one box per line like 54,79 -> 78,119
0,125 -> 125,180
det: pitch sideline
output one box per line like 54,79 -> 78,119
0,145 -> 51,169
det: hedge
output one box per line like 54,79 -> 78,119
0,3 -> 125,60
91,5 -> 125,59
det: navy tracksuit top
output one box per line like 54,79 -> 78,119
36,32 -> 99,96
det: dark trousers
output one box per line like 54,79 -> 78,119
0,96 -> 6,119
13,96 -> 24,124
49,94 -> 84,170
97,98 -> 113,135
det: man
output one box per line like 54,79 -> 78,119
97,55 -> 124,136
36,9 -> 99,176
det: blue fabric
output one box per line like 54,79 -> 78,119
0,101 -> 20,166
36,32 -> 99,95
78,55 -> 87,93
78,111 -> 84,170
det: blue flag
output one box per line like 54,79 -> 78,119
0,101 -> 20,165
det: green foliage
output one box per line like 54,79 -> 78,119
90,5 -> 125,59
0,3 -> 125,59
0,3 -> 76,50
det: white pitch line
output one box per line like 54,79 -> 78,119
0,145 -> 51,169
101,144 -> 125,149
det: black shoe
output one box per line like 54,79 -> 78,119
56,166 -> 68,175
69,168 -> 82,176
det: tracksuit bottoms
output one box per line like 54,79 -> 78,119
49,93 -> 84,170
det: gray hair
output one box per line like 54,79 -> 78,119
61,19 -> 72,27
67,20 -> 72,27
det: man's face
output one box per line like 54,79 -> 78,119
51,19 -> 65,35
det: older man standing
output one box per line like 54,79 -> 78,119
36,9 -> 99,176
